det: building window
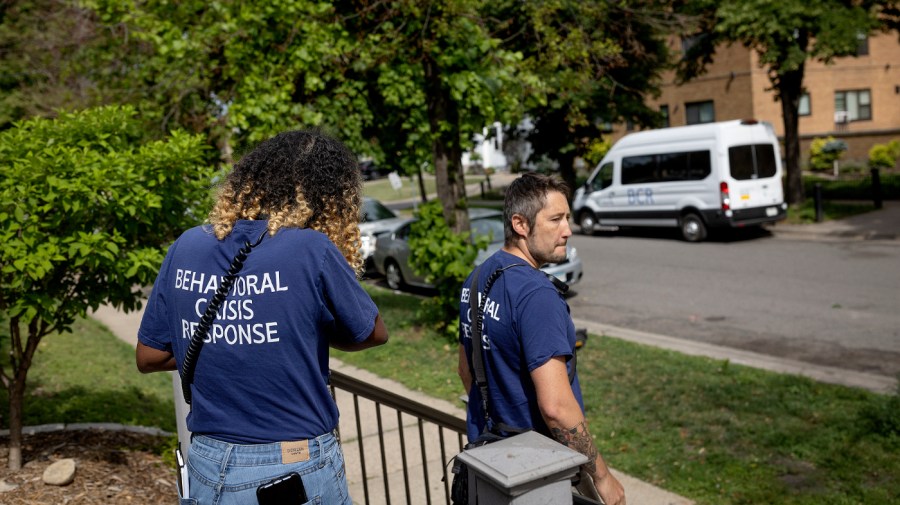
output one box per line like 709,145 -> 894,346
680,34 -> 707,56
685,101 -> 715,125
798,93 -> 811,116
660,105 -> 670,127
856,33 -> 869,56
835,89 -> 872,121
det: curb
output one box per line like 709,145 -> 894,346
574,318 -> 898,395
767,226 -> 900,243
0,423 -> 173,438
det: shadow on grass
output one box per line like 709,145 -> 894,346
0,383 -> 176,433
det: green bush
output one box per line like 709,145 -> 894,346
804,173 -> 900,200
582,138 -> 612,168
808,136 -> 847,172
406,201 -> 489,340
869,140 -> 900,170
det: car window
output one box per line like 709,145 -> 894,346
729,144 -> 777,180
622,150 -> 710,185
471,216 -> 504,243
360,199 -> 398,222
591,162 -> 614,191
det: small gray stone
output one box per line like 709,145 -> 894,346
0,480 -> 19,493
42,458 -> 77,486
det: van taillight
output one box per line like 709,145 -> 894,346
720,181 -> 731,210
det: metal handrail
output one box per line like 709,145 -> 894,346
331,371 -> 467,433
330,370 -> 467,505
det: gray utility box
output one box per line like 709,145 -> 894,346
457,430 -> 588,504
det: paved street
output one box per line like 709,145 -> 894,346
566,227 -> 900,378
370,173 -> 900,391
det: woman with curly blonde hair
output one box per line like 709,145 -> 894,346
136,130 -> 388,505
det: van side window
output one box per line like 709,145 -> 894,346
621,150 -> 711,185
590,162 -> 614,191
729,144 -> 777,180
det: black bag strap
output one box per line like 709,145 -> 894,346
468,262 -> 577,435
469,263 -> 529,436
180,230 -> 266,405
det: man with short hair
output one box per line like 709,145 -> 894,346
458,172 -> 625,504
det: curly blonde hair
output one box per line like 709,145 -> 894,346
208,130 -> 364,275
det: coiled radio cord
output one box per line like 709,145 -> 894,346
180,230 -> 267,405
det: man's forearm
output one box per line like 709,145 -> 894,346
550,420 -> 609,481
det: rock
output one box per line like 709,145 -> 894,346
0,479 -> 19,492
42,458 -> 76,486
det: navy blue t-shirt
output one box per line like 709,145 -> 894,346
138,221 -> 377,443
459,250 -> 583,442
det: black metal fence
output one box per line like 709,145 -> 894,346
330,369 -> 467,505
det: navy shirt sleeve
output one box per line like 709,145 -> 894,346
319,243 -> 378,343
138,243 -> 177,353
516,285 -> 574,373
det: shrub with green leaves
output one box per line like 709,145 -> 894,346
0,105 -> 212,469
808,136 -> 847,172
868,139 -> 900,170
1,105 -> 213,325
407,201 -> 489,341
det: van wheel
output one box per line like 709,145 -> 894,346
680,213 -> 707,242
578,211 -> 597,235
384,260 -> 405,290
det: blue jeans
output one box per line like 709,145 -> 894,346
182,431 -> 351,505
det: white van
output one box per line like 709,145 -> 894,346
573,119 -> 787,241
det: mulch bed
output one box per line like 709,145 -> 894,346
0,429 -> 176,504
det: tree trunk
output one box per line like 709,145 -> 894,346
416,163 -> 427,203
557,150 -> 577,201
424,56 -> 469,233
7,376 -> 26,470
778,66 -> 805,206
6,320 -> 42,471
774,31 -> 808,207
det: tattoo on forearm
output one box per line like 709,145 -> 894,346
551,421 -> 599,475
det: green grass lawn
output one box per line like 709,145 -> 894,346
0,317 -> 176,432
362,173 -> 485,203
2,285 -> 898,504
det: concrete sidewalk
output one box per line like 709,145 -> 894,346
764,200 -> 900,242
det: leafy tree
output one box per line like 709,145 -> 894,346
492,0 -> 675,191
0,0 -> 128,128
676,0 -> 895,205
85,0 -> 376,164
0,105 -> 212,470
340,0 -> 528,232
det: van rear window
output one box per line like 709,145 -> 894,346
621,150 -> 711,185
728,144 -> 777,180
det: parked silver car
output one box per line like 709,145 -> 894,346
373,208 -> 583,291
359,197 -> 409,271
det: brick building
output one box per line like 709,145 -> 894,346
608,33 -> 900,166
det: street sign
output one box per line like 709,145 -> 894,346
388,171 -> 403,190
